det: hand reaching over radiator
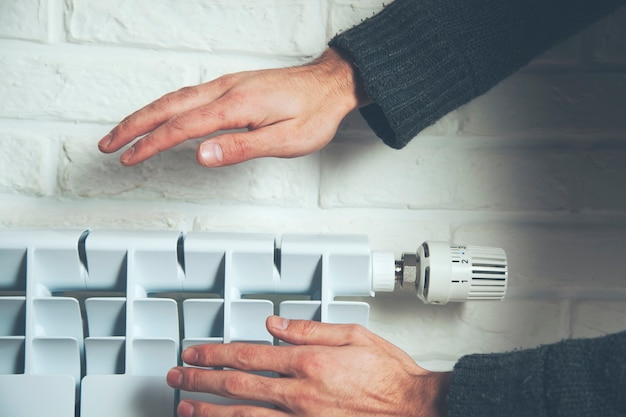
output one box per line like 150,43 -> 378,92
166,316 -> 452,417
98,48 -> 369,168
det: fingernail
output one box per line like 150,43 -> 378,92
199,142 -> 223,166
120,145 -> 135,164
98,133 -> 113,150
269,316 -> 289,331
178,401 -> 195,417
167,368 -> 183,388
182,347 -> 198,364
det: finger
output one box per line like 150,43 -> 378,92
176,400 -> 287,417
269,317 -> 416,360
117,98 -> 254,166
265,316 -> 373,347
98,81 -> 229,154
180,343 -> 295,375
167,367 -> 289,408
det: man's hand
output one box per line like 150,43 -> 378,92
166,316 -> 451,417
98,48 -> 369,167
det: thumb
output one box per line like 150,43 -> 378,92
266,316 -> 371,346
196,126 -> 291,167
197,121 -> 334,167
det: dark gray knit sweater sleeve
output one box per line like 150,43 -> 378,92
448,331 -> 626,417
329,0 -> 626,149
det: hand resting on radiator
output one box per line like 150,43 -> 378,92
98,48 -> 369,167
166,316 -> 452,417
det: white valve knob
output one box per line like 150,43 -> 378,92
416,241 -> 508,304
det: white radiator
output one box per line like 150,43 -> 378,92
0,229 -> 384,417
0,229 -> 507,417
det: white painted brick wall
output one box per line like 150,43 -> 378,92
67,0 -> 326,56
0,0 -> 49,42
1,1 -> 625,369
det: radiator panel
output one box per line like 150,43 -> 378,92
0,229 -> 373,417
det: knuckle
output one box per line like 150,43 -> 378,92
215,73 -> 239,89
149,92 -> 176,113
222,373 -> 247,398
115,114 -> 134,136
177,86 -> 199,100
150,85 -> 197,114
345,323 -> 369,343
221,87 -> 247,105
292,350 -> 323,377
184,369 -> 204,392
197,106 -> 224,121
165,114 -> 189,135
223,135 -> 253,161
233,345 -> 256,368
295,320 -> 320,339
279,383 -> 303,412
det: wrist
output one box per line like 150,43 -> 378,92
410,371 -> 452,417
311,47 -> 372,114
430,371 -> 452,417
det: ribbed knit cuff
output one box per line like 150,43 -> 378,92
448,348 -> 549,417
329,0 -> 474,149
448,331 -> 626,417
330,0 -> 626,150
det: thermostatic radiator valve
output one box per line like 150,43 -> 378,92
373,241 -> 508,304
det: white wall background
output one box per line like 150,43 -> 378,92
1,0 -> 625,369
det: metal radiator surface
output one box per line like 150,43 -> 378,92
0,229 -> 375,417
